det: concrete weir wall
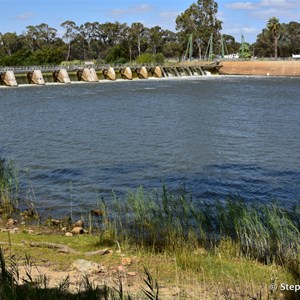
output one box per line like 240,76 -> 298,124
53,69 -> 71,83
27,70 -> 45,85
103,67 -> 116,80
0,65 -> 211,87
0,71 -> 18,86
78,68 -> 99,82
136,66 -> 148,79
120,67 -> 133,80
219,61 -> 300,76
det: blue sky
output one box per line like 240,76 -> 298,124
0,0 -> 300,43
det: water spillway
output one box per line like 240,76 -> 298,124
0,65 -> 213,87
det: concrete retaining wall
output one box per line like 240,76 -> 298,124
219,61 -> 300,76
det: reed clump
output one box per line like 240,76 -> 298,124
107,186 -> 300,278
0,157 -> 19,215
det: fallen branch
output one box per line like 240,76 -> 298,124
29,242 -> 79,254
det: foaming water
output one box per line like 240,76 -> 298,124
1,76 -> 300,215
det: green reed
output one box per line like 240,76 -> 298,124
107,185 -> 299,277
0,157 -> 19,214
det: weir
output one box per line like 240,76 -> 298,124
53,69 -> 71,83
120,67 -> 133,80
77,68 -> 99,82
0,64 -> 218,87
27,70 -> 45,85
0,71 -> 18,86
136,66 -> 148,79
103,67 -> 116,80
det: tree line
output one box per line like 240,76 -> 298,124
0,0 -> 299,66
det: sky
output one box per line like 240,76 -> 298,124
0,0 -> 300,44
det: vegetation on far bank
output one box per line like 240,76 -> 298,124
0,157 -> 299,299
1,0 -> 300,67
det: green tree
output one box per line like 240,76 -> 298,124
176,0 -> 222,59
267,17 -> 280,58
279,22 -> 300,57
148,26 -> 164,54
61,20 -> 78,61
130,22 -> 146,57
105,44 -> 129,64
0,32 -> 22,56
253,28 -> 273,57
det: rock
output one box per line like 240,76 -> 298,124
74,220 -> 84,227
71,226 -> 84,234
85,248 -> 109,256
72,259 -> 104,274
127,272 -> 137,276
121,257 -> 132,266
6,218 -> 16,227
117,265 -> 125,272
50,218 -> 60,226
65,232 -> 73,237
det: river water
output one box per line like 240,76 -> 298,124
0,76 -> 299,216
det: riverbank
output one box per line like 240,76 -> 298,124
0,216 -> 297,299
218,60 -> 300,76
1,182 -> 299,299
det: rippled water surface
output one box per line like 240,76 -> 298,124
1,76 -> 300,215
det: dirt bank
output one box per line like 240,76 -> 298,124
219,60 -> 300,76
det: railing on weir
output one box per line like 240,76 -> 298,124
0,63 -> 158,73
0,57 -> 297,73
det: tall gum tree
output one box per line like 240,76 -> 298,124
176,0 -> 222,59
61,20 -> 78,61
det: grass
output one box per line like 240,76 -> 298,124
1,157 -> 300,299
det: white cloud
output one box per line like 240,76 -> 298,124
16,12 -> 35,21
223,25 -> 258,35
136,4 -> 152,13
226,2 -> 257,10
227,0 -> 300,11
110,4 -> 153,18
260,0 -> 300,8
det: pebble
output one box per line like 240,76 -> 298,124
121,257 -> 132,266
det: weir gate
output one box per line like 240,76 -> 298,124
0,64 -> 220,87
